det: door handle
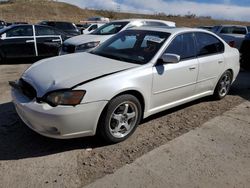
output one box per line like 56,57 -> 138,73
26,40 -> 34,43
52,39 -> 61,42
218,60 -> 224,64
189,66 -> 196,70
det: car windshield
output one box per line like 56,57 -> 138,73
91,21 -> 129,35
91,30 -> 170,64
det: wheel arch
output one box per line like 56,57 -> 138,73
95,89 -> 146,139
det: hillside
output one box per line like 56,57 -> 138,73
0,0 -> 249,27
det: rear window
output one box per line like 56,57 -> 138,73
220,26 -> 247,35
55,22 -> 76,30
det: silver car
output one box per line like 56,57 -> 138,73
10,27 -> 239,143
60,19 -> 176,55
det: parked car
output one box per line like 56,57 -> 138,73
81,23 -> 105,34
87,16 -> 110,22
0,24 -> 69,62
197,26 -> 213,31
240,33 -> 250,70
76,23 -> 104,34
211,25 -> 249,49
60,19 -> 176,55
10,27 -> 239,143
38,21 -> 80,37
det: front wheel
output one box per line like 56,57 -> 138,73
98,94 -> 142,143
213,70 -> 233,100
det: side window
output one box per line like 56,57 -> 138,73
165,33 -> 196,60
233,27 -> 247,35
195,32 -> 224,56
88,24 -> 97,31
220,26 -> 247,35
220,27 -> 232,34
35,26 -> 56,36
6,26 -> 33,37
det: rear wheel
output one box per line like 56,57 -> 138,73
0,55 -> 3,64
98,94 -> 142,143
213,70 -> 232,100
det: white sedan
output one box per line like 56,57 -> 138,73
10,27 -> 239,143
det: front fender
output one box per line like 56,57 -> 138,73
76,65 -> 153,113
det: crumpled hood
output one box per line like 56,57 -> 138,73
22,53 -> 138,97
64,34 -> 112,46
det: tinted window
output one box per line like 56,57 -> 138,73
6,26 -> 33,37
35,26 -> 56,36
220,26 -> 247,35
91,22 -> 129,35
165,33 -> 196,60
195,32 -> 224,56
233,27 -> 247,34
40,22 -> 76,30
55,22 -> 76,30
92,30 -> 170,64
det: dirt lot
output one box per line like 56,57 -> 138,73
0,62 -> 249,188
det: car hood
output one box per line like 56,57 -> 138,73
64,34 -> 112,46
22,53 -> 139,97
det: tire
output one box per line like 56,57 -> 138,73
98,94 -> 142,143
0,55 -> 3,64
213,70 -> 233,100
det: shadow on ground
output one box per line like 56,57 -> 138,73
230,69 -> 250,101
0,102 -> 106,160
0,71 -> 249,160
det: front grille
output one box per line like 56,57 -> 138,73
62,44 -> 76,53
19,79 -> 37,100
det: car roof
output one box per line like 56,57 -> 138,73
111,19 -> 175,24
216,25 -> 246,27
128,26 -> 215,35
40,21 -> 74,24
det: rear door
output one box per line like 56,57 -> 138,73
35,25 -> 62,57
1,25 -> 35,58
194,32 -> 225,94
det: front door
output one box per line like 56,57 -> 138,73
35,25 -> 62,57
1,25 -> 35,58
151,33 -> 198,112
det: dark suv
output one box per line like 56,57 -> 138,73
240,33 -> 250,70
38,21 -> 80,37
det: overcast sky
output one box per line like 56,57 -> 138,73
58,0 -> 250,21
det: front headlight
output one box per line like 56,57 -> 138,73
75,41 -> 100,51
45,90 -> 86,107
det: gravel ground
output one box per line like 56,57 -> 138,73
0,62 -> 249,187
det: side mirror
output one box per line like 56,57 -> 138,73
0,33 -> 6,39
161,53 -> 180,64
